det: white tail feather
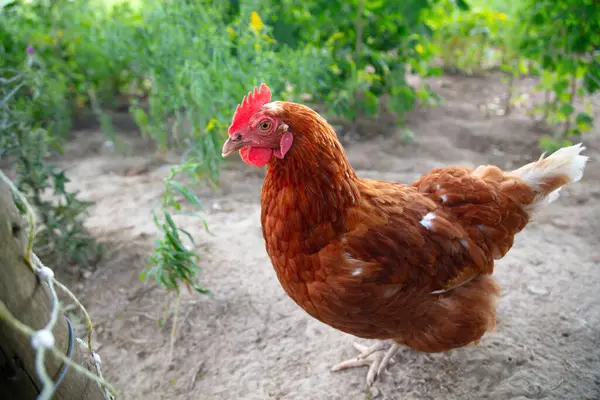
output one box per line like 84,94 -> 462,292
514,143 -> 588,187
546,188 -> 562,204
512,143 -> 588,208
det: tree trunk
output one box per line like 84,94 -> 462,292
0,177 -> 106,400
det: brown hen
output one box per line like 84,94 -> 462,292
221,83 -> 588,385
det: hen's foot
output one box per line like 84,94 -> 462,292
331,342 -> 400,386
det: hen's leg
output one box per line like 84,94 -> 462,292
331,342 -> 400,386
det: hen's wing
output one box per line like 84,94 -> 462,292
334,166 -> 530,296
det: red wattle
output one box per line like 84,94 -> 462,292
239,147 -> 273,167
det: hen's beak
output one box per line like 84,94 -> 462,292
222,135 -> 245,157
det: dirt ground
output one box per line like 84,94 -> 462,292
55,73 -> 600,400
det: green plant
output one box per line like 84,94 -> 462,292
428,0 -> 598,152
267,0 -> 446,121
139,160 -> 213,361
516,0 -> 599,151
428,1 -> 512,75
0,65 -> 102,268
141,163 -> 210,296
1,0 -> 141,138
0,0 -> 131,268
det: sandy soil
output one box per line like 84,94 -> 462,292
54,74 -> 600,400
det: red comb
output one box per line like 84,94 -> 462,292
228,83 -> 272,136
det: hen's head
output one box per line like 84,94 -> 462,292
221,83 -> 294,167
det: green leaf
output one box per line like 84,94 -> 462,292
427,66 -> 444,76
558,103 -> 575,117
532,12 -> 545,25
552,77 -> 569,93
583,65 -> 600,94
388,86 -> 416,115
164,212 -> 179,233
542,55 -> 554,69
539,136 -> 573,154
454,0 -> 470,11
169,180 -> 204,209
575,112 -> 593,125
358,89 -> 379,117
575,112 -> 593,132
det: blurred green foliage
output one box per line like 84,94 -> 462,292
428,3 -> 510,75
265,0 -> 444,119
517,0 -> 599,146
429,0 -> 599,151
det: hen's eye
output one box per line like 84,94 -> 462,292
259,120 -> 272,132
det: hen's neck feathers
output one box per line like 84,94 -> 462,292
263,103 -> 360,219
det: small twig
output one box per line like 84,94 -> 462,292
187,360 -> 206,390
161,295 -> 171,327
127,284 -> 158,301
123,337 -> 150,346
133,311 -> 159,322
504,60 -> 517,116
548,377 -> 564,392
167,290 -> 181,365
542,90 -> 551,123
0,74 -> 23,85
354,0 -> 364,65
0,82 -> 25,106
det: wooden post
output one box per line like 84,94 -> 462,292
0,177 -> 106,400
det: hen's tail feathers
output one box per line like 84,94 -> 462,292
511,143 -> 588,210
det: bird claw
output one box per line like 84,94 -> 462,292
352,341 -> 387,359
331,342 -> 400,386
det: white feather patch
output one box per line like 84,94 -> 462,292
420,212 -> 436,230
